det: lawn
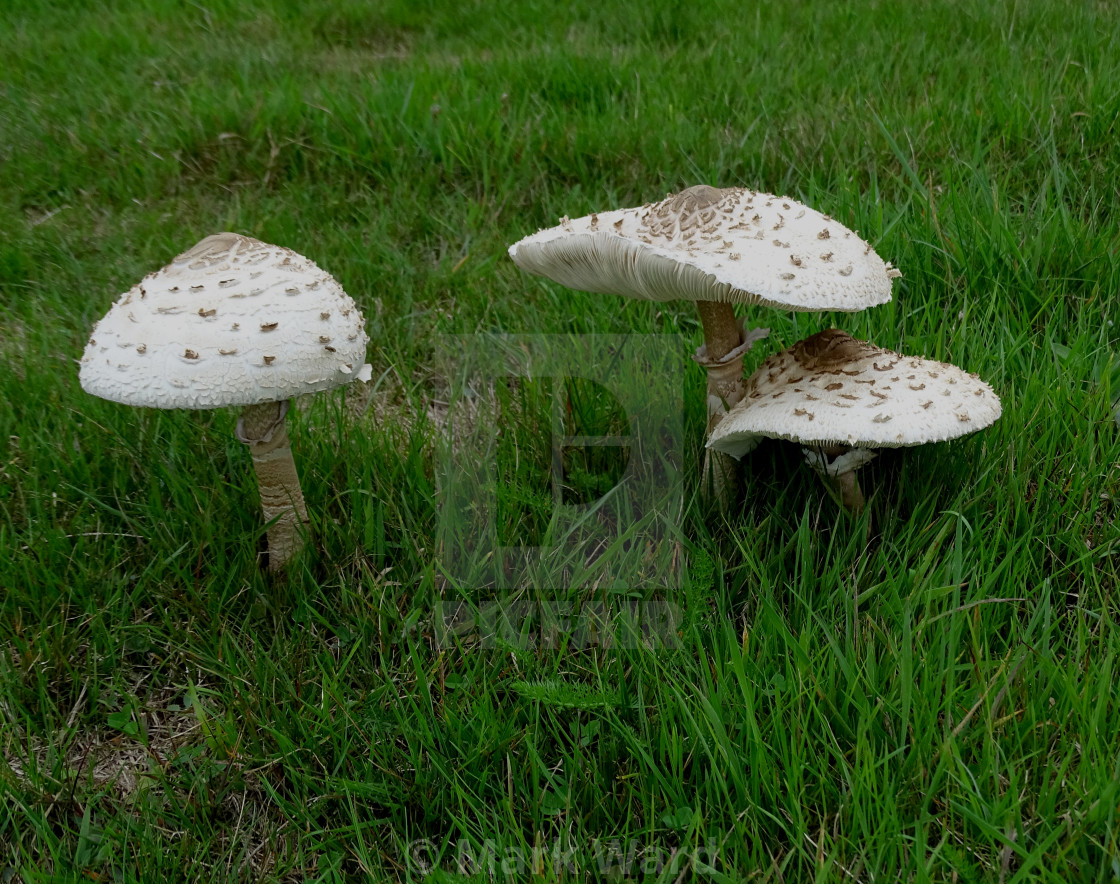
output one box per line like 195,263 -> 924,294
1,0 -> 1119,880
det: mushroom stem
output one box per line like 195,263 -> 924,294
695,300 -> 742,364
694,301 -> 759,507
824,468 -> 865,514
237,400 -> 309,571
803,446 -> 875,515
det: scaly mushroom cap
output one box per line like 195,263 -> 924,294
80,233 -> 370,409
508,185 -> 900,311
707,329 -> 1003,457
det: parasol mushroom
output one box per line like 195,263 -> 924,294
79,233 -> 371,570
508,185 -> 900,503
706,329 -> 1003,512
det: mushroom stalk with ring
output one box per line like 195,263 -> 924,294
803,446 -> 876,514
236,400 -> 309,571
694,301 -> 766,505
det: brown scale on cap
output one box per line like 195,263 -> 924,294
789,329 -> 879,372
178,232 -> 252,270
644,184 -> 724,241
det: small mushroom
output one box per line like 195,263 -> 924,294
706,329 -> 1002,513
79,232 -> 372,570
508,185 -> 900,506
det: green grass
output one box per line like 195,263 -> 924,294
2,0 -> 1119,879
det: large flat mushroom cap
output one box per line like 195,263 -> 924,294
707,329 -> 1003,457
508,185 -> 899,311
79,233 -> 370,409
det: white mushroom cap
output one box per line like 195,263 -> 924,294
707,329 -> 1003,457
508,185 -> 900,311
79,233 -> 371,409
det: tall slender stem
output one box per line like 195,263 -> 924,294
695,300 -> 742,363
238,401 -> 309,571
694,300 -> 745,507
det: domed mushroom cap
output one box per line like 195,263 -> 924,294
79,233 -> 370,409
707,329 -> 1003,457
508,185 -> 900,311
